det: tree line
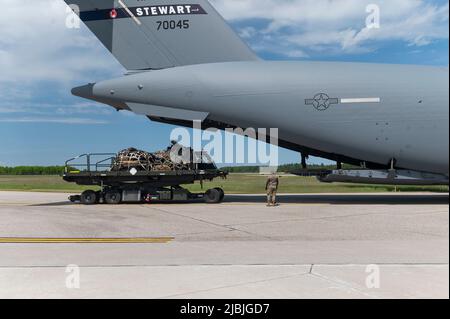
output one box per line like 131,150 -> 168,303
0,166 -> 65,175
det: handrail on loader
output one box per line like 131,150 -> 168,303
65,153 -> 117,173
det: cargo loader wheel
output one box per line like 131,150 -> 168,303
104,191 -> 122,205
80,190 -> 97,205
205,188 -> 222,204
215,188 -> 225,201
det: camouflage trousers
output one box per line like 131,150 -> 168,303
267,187 -> 278,205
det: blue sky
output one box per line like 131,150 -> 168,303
0,0 -> 448,166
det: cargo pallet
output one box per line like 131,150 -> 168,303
63,153 -> 227,205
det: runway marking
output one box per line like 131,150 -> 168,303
0,237 -> 174,244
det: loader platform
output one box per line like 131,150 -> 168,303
63,151 -> 227,205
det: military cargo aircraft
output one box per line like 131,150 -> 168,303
65,0 -> 449,185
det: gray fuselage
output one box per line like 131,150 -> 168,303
87,61 -> 449,175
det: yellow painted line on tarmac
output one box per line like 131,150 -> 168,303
0,237 -> 174,244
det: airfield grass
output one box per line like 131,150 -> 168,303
0,174 -> 447,194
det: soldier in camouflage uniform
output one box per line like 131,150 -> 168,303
265,173 -> 279,207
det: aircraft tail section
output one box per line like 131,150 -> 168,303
65,0 -> 258,70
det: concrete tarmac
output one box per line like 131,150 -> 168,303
0,191 -> 448,299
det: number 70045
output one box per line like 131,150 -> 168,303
157,20 -> 190,30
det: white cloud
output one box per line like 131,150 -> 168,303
285,50 -> 309,58
211,0 -> 449,56
0,0 -> 122,85
0,102 -> 113,116
0,117 -> 109,125
0,0 -> 123,122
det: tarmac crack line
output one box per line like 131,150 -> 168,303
158,269 -> 312,299
145,206 -> 277,241
308,271 -> 378,299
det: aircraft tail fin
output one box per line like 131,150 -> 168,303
65,0 -> 258,70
